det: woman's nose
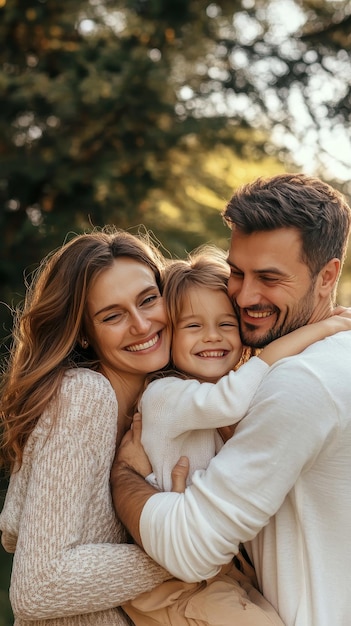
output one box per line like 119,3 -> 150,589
129,310 -> 151,334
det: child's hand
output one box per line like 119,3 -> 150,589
333,305 -> 351,318
329,306 -> 351,332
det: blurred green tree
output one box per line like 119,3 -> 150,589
1,0 -> 350,339
0,0 -> 258,348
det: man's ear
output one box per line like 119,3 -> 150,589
318,258 -> 340,296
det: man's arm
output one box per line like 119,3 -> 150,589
111,461 -> 155,546
111,414 -> 189,546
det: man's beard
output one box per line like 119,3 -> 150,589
233,283 -> 317,349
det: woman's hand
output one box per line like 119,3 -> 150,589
171,456 -> 189,493
113,412 -> 152,478
217,425 -> 237,443
111,412 -> 190,491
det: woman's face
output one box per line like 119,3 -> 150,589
85,257 -> 170,381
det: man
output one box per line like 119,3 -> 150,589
111,173 -> 351,626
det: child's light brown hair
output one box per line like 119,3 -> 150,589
163,244 -> 230,331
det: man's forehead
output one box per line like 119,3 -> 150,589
228,228 -> 304,271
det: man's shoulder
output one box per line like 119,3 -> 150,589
295,329 -> 351,360
264,331 -> 351,392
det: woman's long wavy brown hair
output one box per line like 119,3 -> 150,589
0,227 -> 166,472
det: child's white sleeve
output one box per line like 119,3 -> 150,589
145,472 -> 161,490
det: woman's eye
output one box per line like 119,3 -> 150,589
103,312 -> 123,324
141,294 -> 158,306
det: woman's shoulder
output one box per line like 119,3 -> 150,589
63,368 -> 116,402
42,368 -> 118,439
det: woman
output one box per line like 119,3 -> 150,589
0,227 -> 171,625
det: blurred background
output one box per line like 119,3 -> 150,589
1,0 -> 351,622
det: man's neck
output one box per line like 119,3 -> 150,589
308,301 -> 334,325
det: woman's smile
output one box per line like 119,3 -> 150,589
125,331 -> 163,352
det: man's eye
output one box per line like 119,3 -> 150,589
261,276 -> 279,283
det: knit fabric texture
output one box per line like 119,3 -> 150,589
0,368 -> 169,626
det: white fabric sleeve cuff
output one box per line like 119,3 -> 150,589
145,472 -> 161,490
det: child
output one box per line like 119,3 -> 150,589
122,245 -> 351,626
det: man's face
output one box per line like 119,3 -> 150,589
227,227 -> 320,348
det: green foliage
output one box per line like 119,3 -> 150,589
1,0 -> 350,334
0,0 -> 268,350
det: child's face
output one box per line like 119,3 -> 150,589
171,286 -> 243,383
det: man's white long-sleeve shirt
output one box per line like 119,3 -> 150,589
140,332 -> 351,626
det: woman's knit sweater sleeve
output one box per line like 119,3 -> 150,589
3,369 -> 169,620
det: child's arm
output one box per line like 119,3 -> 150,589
259,307 -> 351,366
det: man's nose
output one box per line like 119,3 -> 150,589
231,278 -> 261,309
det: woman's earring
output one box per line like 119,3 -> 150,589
82,339 -> 89,349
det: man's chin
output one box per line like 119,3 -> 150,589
243,337 -> 269,350
240,327 -> 278,349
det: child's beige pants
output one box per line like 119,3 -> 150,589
123,558 -> 284,626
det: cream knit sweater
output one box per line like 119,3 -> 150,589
0,368 -> 169,626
